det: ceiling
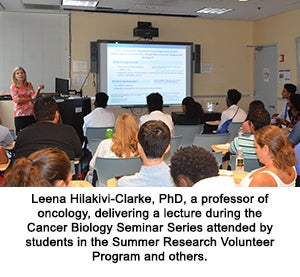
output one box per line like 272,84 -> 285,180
1,0 -> 300,21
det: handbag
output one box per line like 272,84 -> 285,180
216,118 -> 233,134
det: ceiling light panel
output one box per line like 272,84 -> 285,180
196,7 -> 233,15
62,0 -> 98,7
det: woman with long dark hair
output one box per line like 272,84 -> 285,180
174,96 -> 204,125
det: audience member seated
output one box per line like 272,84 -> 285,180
173,96 -> 205,125
170,145 -> 234,187
272,83 -> 297,128
87,113 -> 139,184
139,92 -> 174,136
217,89 -> 247,132
117,120 -> 174,187
287,94 -> 300,186
89,112 -> 139,166
242,100 -> 265,133
240,125 -> 296,187
2,148 -> 72,187
287,94 -> 300,147
14,96 -> 83,161
170,145 -> 218,186
82,92 -> 115,136
230,108 -> 270,159
278,92 -> 299,130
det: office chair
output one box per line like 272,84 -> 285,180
227,122 -> 243,142
164,135 -> 183,165
86,127 -> 114,155
174,124 -> 204,146
93,156 -> 142,187
213,151 -> 223,168
229,155 -> 263,172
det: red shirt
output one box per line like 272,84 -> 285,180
10,82 -> 35,117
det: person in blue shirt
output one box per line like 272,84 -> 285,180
117,120 -> 174,187
287,94 -> 300,186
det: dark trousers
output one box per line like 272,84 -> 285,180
14,115 -> 36,135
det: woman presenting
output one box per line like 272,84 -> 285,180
10,66 -> 44,134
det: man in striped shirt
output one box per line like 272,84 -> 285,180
229,108 -> 270,159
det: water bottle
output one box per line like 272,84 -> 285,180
236,147 -> 244,175
105,128 -> 113,139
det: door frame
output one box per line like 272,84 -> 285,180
252,43 -> 278,116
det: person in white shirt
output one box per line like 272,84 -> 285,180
217,89 -> 247,132
139,92 -> 174,136
82,92 -> 115,136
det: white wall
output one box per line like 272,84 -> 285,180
0,12 -> 69,93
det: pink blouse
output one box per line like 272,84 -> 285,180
10,82 -> 35,117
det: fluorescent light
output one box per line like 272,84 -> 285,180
62,1 -> 98,7
196,7 -> 233,15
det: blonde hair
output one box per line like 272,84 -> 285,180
3,148 -> 71,187
111,113 -> 139,158
11,66 -> 28,86
254,125 -> 295,172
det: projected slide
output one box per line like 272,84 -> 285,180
97,41 -> 193,106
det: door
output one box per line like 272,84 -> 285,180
254,44 -> 278,116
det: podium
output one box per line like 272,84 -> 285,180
56,97 -> 91,143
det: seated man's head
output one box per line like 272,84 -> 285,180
170,146 -> 219,187
94,92 -> 109,108
138,120 -> 170,161
146,92 -> 163,112
226,89 -> 241,107
34,96 -> 60,123
248,108 -> 270,132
